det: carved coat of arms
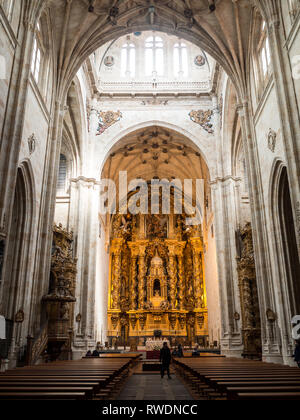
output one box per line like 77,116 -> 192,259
96,111 -> 122,136
104,56 -> 115,67
194,55 -> 206,67
189,110 -> 214,134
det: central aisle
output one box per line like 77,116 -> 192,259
117,374 -> 194,400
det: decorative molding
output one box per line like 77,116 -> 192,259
196,313 -> 205,328
98,80 -> 210,94
194,55 -> 206,67
266,308 -> 277,323
15,309 -> 24,323
129,314 -> 137,330
96,111 -> 122,136
267,128 -> 277,153
104,56 -> 115,67
234,312 -> 240,321
141,98 -> 169,106
210,175 -> 241,186
111,314 -> 119,329
168,313 -> 177,330
42,224 -> 77,345
189,110 -> 214,134
138,313 -> 147,330
236,223 -> 262,358
28,133 -> 37,155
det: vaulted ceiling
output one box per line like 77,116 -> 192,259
101,126 -> 210,184
35,0 -> 272,101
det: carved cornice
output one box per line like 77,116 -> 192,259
70,176 -> 98,186
210,175 -> 242,186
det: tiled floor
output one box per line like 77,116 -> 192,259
117,374 -> 194,400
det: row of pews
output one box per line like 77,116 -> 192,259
173,357 -> 300,400
0,354 -> 141,400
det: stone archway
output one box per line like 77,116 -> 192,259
98,124 -> 221,350
278,168 -> 300,316
1,161 -> 36,364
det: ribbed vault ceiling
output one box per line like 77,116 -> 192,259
38,0 -> 266,100
102,126 -> 210,184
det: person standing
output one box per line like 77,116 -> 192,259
177,343 -> 184,358
294,340 -> 300,368
160,342 -> 172,379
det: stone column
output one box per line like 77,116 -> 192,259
237,101 -> 283,363
266,10 -> 300,257
210,176 -> 243,357
262,6 -> 300,365
68,177 -> 101,358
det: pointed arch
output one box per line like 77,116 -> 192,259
269,158 -> 300,322
2,159 -> 36,325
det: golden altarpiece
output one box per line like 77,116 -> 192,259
107,197 -> 208,348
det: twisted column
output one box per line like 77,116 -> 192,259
190,238 -> 205,309
111,239 -> 124,310
137,241 -> 148,310
166,240 -> 178,310
177,242 -> 186,310
128,243 -> 139,310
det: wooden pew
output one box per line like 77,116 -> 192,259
233,392 -> 300,401
173,357 -> 300,400
0,355 -> 135,400
0,392 -> 86,400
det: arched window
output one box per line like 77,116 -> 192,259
174,41 -> 188,77
31,38 -> 41,83
57,154 -> 67,193
258,21 -> 271,81
253,18 -> 272,98
31,23 -> 44,85
145,35 -> 164,76
121,42 -> 136,77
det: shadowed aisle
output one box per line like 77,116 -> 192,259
117,374 -> 194,401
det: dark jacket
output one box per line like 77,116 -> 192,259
160,347 -> 171,365
294,344 -> 300,362
177,346 -> 184,357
